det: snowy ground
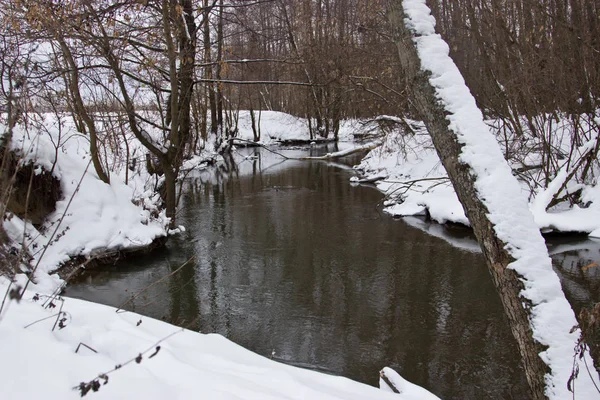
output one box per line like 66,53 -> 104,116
354,117 -> 600,238
233,110 -> 366,145
0,280 -> 438,400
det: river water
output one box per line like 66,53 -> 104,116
65,145 -> 600,400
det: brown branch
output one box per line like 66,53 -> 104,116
379,369 -> 400,394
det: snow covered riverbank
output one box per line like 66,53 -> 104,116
2,105 -> 599,399
2,116 -> 172,292
354,117 -> 600,238
0,280 -> 438,400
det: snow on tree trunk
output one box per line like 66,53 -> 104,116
389,1 -> 599,399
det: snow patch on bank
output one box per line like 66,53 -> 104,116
234,111 -> 364,145
400,1 -> 599,398
356,119 -> 469,225
356,113 -> 600,236
2,116 -> 169,291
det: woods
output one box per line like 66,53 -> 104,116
0,0 -> 599,398
2,0 -> 599,226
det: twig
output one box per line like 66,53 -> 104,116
74,328 -> 183,396
23,312 -> 61,329
75,342 -> 98,354
582,352 -> 600,394
43,247 -> 120,308
0,281 -> 13,320
115,256 -> 194,313
20,159 -> 93,297
51,298 -> 65,331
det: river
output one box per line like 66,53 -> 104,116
65,145 -> 600,400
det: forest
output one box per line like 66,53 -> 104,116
0,1 -> 599,399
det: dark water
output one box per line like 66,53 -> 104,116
65,146 -> 600,400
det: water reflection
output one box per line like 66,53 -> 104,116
404,216 -> 600,313
64,146 -> 600,400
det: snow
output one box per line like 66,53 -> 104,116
0,280 -> 411,400
401,1 -> 600,398
355,119 -> 469,225
1,115 -> 170,291
379,367 -> 440,399
234,111 -> 362,145
356,113 -> 600,236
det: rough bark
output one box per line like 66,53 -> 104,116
388,2 -> 548,399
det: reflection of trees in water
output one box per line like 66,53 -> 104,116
167,259 -> 200,331
176,151 -> 530,399
549,240 -> 600,312
404,216 -> 600,314
70,147 -> 600,399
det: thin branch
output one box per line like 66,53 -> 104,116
20,159 -> 93,297
195,78 -> 321,87
115,256 -> 195,313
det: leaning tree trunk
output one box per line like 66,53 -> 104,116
388,2 -> 559,399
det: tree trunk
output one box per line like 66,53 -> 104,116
57,37 -> 110,185
388,2 -> 548,399
215,0 -> 224,136
163,166 -> 177,229
203,0 -> 218,135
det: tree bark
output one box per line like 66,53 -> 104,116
388,2 -> 548,399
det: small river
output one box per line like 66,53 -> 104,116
66,145 -> 600,400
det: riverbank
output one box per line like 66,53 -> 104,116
0,279 -> 439,400
353,115 -> 600,238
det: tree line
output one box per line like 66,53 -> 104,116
0,0 -> 598,223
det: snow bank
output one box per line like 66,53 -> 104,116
355,115 -> 600,235
400,1 -> 600,398
355,119 -> 469,225
0,281 -> 411,400
234,111 -> 362,145
379,367 -> 440,400
2,115 -> 169,291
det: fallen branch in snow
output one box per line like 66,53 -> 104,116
295,141 -> 382,160
229,138 -> 293,160
531,133 -> 600,213
75,342 -> 98,354
231,137 -> 382,161
379,369 -> 400,394
376,177 -> 451,209
352,175 -> 387,184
